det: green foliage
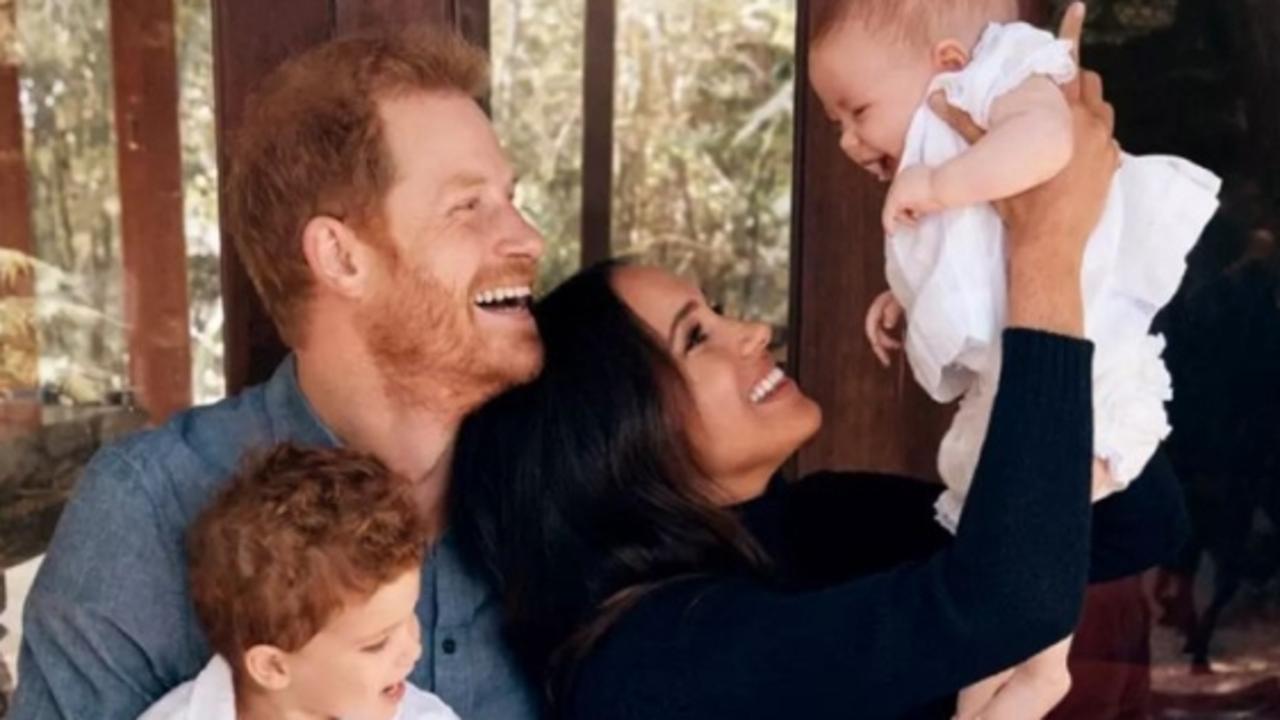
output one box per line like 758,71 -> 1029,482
7,0 -> 221,405
492,0 -> 796,327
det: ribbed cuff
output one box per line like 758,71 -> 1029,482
1000,328 -> 1093,414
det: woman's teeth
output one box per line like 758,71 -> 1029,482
473,285 -> 534,310
749,367 -> 786,404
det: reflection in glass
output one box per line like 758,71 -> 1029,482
1049,0 -> 1280,711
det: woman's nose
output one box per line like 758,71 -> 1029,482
739,321 -> 772,356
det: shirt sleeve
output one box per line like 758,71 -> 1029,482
10,448 -> 199,720
567,330 -> 1095,720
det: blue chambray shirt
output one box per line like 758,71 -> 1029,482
11,357 -> 540,720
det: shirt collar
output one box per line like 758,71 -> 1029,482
263,354 -> 342,449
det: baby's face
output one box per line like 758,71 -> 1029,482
809,21 -> 937,182
283,568 -> 424,720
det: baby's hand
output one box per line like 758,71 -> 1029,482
864,290 -> 904,368
882,165 -> 943,236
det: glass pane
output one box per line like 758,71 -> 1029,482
11,0 -> 125,412
176,0 -> 222,405
613,0 -> 796,334
1047,0 -> 1280,710
490,0 -> 585,293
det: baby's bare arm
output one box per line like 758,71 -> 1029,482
933,76 -> 1074,209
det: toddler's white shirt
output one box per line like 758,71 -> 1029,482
137,654 -> 461,720
884,22 -> 1221,530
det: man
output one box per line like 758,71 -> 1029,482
12,28 -> 543,720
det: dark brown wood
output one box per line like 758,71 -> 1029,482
213,3 -> 332,393
214,0 -> 483,394
334,0 -> 450,35
1019,0 -> 1050,26
790,0 -> 952,479
109,0 -> 193,424
580,0 -> 616,266
0,0 -> 33,274
1,0 -> 37,433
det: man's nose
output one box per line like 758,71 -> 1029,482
497,204 -> 546,261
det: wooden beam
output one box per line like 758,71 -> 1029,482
0,0 -> 39,435
334,0 -> 450,35
0,0 -> 32,282
790,0 -> 951,479
109,0 -> 192,424
213,2 -> 332,393
1019,0 -> 1050,26
0,0 -> 29,257
580,0 -> 616,267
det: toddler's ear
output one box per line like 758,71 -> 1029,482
244,645 -> 293,691
932,39 -> 970,72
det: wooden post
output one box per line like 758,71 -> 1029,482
0,0 -> 40,434
579,0 -> 616,267
212,3 -> 332,394
109,0 -> 193,424
0,0 -> 30,272
214,0 -> 488,394
1019,0 -> 1051,26
789,0 -> 951,478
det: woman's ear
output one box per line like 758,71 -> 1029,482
932,39 -> 971,72
300,215 -> 376,299
243,645 -> 292,691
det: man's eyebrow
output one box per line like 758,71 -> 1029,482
440,172 -> 519,195
440,173 -> 488,194
668,300 -> 698,347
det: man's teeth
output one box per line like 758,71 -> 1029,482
749,367 -> 786,404
473,286 -> 534,307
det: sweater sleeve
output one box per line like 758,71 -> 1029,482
566,330 -> 1094,720
1089,449 -> 1190,583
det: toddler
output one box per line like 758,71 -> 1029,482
139,444 -> 457,720
809,1 -> 1219,718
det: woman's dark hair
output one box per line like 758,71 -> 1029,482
452,259 -> 770,702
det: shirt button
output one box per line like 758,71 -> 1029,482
442,638 -> 457,655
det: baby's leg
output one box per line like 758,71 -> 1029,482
973,636 -> 1074,720
955,667 -> 1015,720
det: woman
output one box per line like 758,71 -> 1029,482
452,65 -> 1186,720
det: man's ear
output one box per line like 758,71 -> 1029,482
243,645 -> 292,692
300,216 -> 376,299
932,39 -> 970,72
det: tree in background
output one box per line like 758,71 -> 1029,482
492,0 -> 796,329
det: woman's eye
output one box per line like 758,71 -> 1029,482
686,323 -> 709,352
711,303 -> 725,315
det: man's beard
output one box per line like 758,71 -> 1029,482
358,260 -> 542,415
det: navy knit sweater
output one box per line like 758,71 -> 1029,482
564,330 -> 1187,720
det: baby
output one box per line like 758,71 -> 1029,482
809,1 -> 1219,718
139,444 -> 457,720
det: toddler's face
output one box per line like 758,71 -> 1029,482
284,568 -> 425,720
809,21 -> 937,182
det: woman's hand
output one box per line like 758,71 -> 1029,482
927,2 -> 1118,337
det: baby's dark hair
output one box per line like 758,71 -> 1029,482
812,0 -> 1020,48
